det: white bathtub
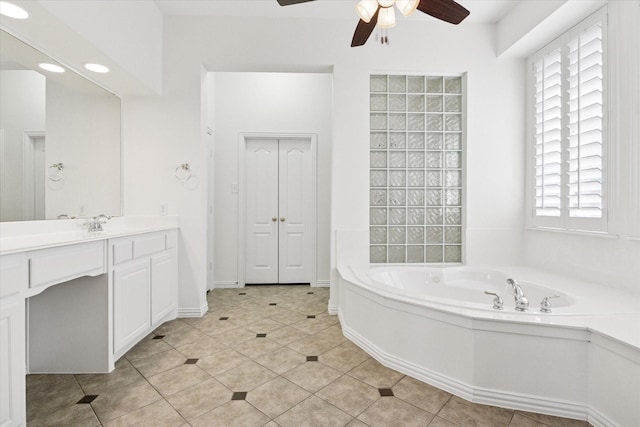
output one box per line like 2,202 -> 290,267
355,265 -> 575,313
337,263 -> 640,426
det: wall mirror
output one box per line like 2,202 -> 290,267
0,29 -> 121,222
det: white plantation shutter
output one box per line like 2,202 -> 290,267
530,9 -> 607,232
567,22 -> 604,219
534,48 -> 563,217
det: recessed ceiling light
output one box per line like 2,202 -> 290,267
0,1 -> 29,19
38,63 -> 65,73
85,63 -> 109,73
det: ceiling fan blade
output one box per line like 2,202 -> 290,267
351,8 -> 379,47
276,0 -> 316,5
417,0 -> 470,24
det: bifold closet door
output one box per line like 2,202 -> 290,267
245,138 -> 311,284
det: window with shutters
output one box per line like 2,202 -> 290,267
529,9 -> 607,232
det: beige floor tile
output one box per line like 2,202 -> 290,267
269,308 -> 309,325
428,416 -> 463,427
197,348 -> 252,376
514,411 -> 588,427
316,375 -> 381,417
189,400 -> 270,427
215,360 -> 278,392
27,376 -> 85,421
347,358 -> 404,389
291,317 -> 335,334
320,345 -> 371,373
283,361 -> 343,393
146,364 -> 212,397
338,340 -> 370,358
75,358 -> 144,395
313,324 -> 347,344
246,317 -> 286,333
102,399 -> 185,427
129,349 -> 187,378
347,419 -> 371,427
286,335 -> 340,355
246,376 -> 311,418
161,327 -> 211,348
91,380 -> 163,423
211,325 -> 258,346
26,373 -> 79,401
254,346 -> 307,375
124,336 -> 173,362
174,335 -> 228,359
438,396 -> 514,427
266,325 -> 310,346
509,413 -> 549,427
234,336 -> 283,359
392,376 -> 452,415
153,319 -> 192,336
195,317 -> 242,336
27,402 -> 100,427
165,378 -> 232,421
263,421 -> 281,427
226,309 -> 266,326
275,395 -> 353,427
357,397 -> 435,427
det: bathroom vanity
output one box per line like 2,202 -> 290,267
0,217 -> 179,427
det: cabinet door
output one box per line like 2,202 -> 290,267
151,250 -> 177,325
113,259 -> 150,354
0,298 -> 26,427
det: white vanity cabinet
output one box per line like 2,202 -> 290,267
111,230 -> 178,357
0,254 -> 27,427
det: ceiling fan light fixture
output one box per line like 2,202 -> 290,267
377,0 -> 395,8
377,6 -> 396,28
355,0 -> 378,23
395,0 -> 419,17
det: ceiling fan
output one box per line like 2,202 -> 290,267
276,0 -> 470,47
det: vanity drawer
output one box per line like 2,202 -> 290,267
112,241 -> 133,265
133,234 -> 166,259
29,241 -> 106,289
0,253 -> 28,298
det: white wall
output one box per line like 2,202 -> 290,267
0,70 -> 45,221
212,72 -> 333,287
122,15 -> 525,312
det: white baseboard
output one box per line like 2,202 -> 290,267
327,301 -> 339,315
589,407 -> 621,427
313,280 -> 330,288
178,303 -> 208,318
339,314 -> 588,421
214,281 -> 240,289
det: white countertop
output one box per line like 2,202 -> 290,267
0,216 -> 179,255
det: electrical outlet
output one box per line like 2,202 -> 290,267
160,203 -> 168,215
79,205 -> 86,216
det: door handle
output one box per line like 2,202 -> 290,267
272,217 -> 277,222
280,217 -> 285,222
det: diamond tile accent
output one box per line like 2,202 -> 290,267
77,395 -> 98,404
152,335 -> 165,340
256,333 -> 267,338
379,388 -> 394,397
231,391 -> 247,401
306,356 -> 318,362
184,359 -> 198,364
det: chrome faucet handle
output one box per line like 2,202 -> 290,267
484,291 -> 504,310
540,295 -> 560,313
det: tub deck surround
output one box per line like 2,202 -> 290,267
337,264 -> 640,426
0,216 -> 180,427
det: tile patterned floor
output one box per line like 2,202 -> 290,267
27,285 -> 591,427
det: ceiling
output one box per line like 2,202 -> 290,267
154,0 -> 518,24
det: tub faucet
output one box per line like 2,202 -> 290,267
507,278 -> 529,311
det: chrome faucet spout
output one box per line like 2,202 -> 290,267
507,278 -> 529,311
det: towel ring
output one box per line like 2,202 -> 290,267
175,163 -> 192,182
48,163 -> 64,182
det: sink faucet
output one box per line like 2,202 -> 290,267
507,278 -> 529,311
87,214 -> 111,232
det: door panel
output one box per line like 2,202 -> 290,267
278,140 -> 311,283
245,140 -> 278,283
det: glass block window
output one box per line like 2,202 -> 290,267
369,74 -> 464,263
